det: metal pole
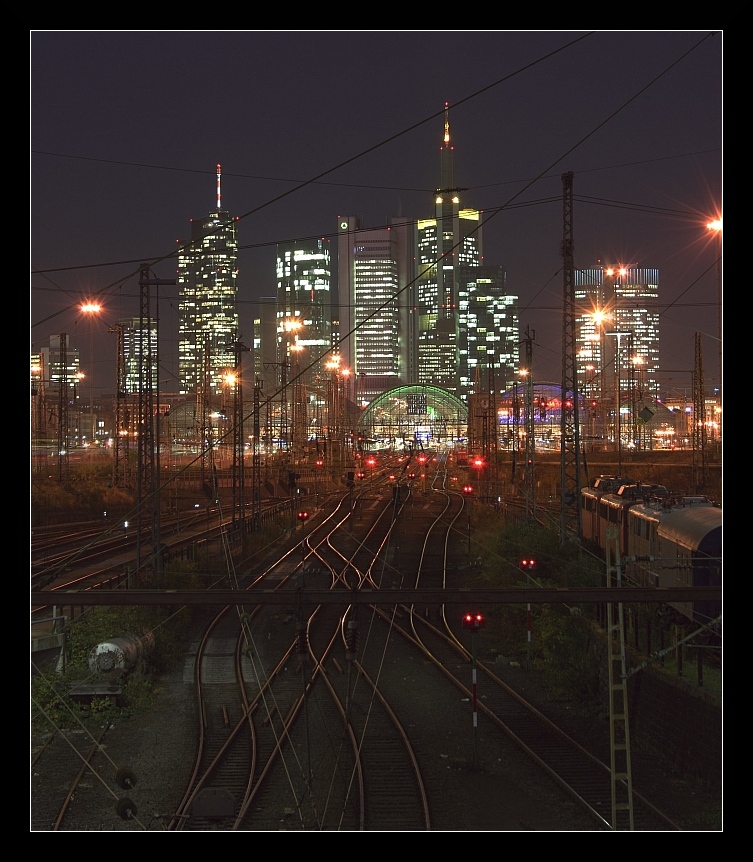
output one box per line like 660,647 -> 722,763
470,631 -> 478,768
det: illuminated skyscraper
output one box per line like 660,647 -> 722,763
120,317 -> 158,393
36,334 -> 81,393
575,262 -> 660,409
177,164 -> 239,395
415,104 -> 482,391
276,237 -> 332,389
458,265 -> 519,399
334,106 -> 516,408
337,216 -> 414,405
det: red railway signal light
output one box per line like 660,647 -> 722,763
297,511 -> 309,522
463,484 -> 474,495
462,612 -> 485,631
520,558 -> 536,571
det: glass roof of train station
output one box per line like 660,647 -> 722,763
357,385 -> 468,446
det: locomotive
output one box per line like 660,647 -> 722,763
581,477 -> 722,629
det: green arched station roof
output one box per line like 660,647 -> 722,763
357,384 -> 468,444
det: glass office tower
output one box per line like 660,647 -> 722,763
177,165 -> 239,395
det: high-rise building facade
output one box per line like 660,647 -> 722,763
458,265 -> 520,399
337,216 -> 414,406
120,317 -> 158,394
177,165 -> 239,395
415,104 -> 482,392
35,334 -> 81,393
574,263 -> 660,408
276,237 -> 332,389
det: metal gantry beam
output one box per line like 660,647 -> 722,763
31,587 -> 721,607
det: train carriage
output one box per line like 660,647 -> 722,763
651,504 -> 721,627
581,476 -> 721,628
580,476 -> 636,547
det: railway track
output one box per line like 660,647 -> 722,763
31,463 -> 701,830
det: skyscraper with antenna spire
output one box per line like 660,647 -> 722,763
415,103 -> 483,390
335,104 -> 517,405
177,163 -> 240,395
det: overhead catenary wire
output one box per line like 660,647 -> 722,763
33,31 -> 719,587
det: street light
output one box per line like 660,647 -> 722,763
74,371 -> 85,446
80,301 -> 102,447
706,217 -> 722,441
283,318 -> 302,460
604,330 -> 633,473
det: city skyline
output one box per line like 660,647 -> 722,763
31,31 -> 722,403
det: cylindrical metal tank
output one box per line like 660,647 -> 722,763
88,632 -> 155,674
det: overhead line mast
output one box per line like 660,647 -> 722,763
560,171 -> 582,542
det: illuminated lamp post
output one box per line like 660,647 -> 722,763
631,355 -> 645,450
604,330 -> 632,474
706,218 -> 722,442
590,308 -> 613,452
74,371 -> 85,447
80,301 -> 102,447
284,318 -> 302,460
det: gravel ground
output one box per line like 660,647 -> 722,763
31,621 -> 722,832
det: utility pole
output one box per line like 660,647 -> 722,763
693,333 -> 708,490
111,323 -> 132,489
57,333 -> 70,484
522,329 -> 536,521
199,336 -> 213,493
252,376 -> 263,531
560,171 -> 582,542
135,264 -> 175,587
231,341 -> 250,531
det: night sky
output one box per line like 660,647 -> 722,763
31,30 -> 722,399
